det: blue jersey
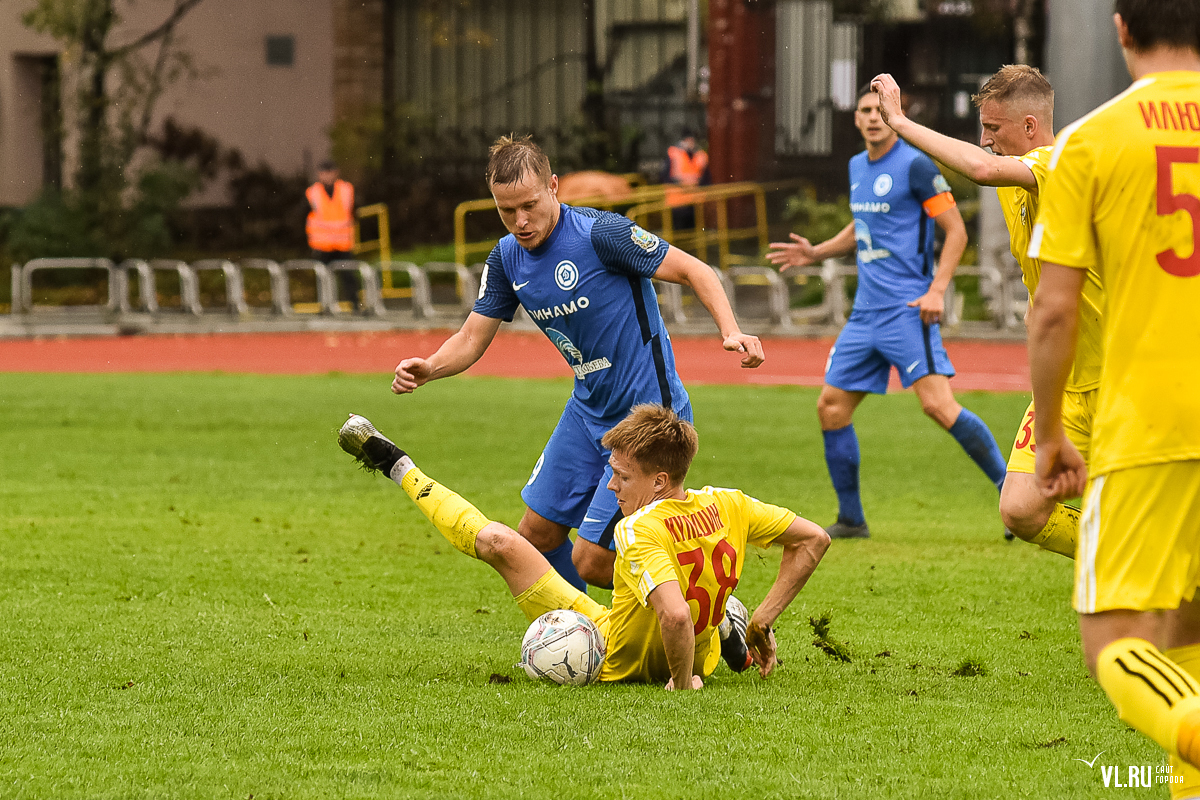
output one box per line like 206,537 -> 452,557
474,205 -> 689,424
848,140 -> 956,311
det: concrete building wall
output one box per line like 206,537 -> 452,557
0,0 -> 334,207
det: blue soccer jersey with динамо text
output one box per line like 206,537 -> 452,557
474,204 -> 689,424
848,139 -> 956,311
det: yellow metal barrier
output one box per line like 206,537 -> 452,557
454,182 -> 670,266
452,178 -> 805,273
626,182 -> 769,272
354,202 -> 412,300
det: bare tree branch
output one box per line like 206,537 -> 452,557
108,0 -> 204,59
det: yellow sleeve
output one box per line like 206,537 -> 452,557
614,516 -> 681,607
741,492 -> 799,549
1030,133 -> 1098,269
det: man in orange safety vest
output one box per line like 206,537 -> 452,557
660,129 -> 710,232
306,160 -> 360,311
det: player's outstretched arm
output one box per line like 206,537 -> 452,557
1028,263 -> 1088,500
654,247 -> 765,368
870,73 -> 1037,190
767,222 -> 856,271
747,516 -> 831,677
648,580 -> 701,690
392,312 -> 502,394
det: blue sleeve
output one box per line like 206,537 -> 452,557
587,211 -> 669,278
909,154 -> 952,204
471,245 -> 519,321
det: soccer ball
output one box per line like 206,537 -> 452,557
519,609 -> 606,686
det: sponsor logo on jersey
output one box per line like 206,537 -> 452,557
512,280 -> 530,291
854,219 -> 892,264
545,327 -> 612,379
527,295 -> 590,321
873,174 -> 893,196
932,174 -> 952,194
850,201 -> 891,213
630,225 -> 661,253
554,260 -> 579,291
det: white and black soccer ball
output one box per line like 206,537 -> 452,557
518,609 -> 606,686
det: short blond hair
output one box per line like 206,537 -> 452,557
601,405 -> 698,485
485,134 -> 552,187
972,65 -> 1054,123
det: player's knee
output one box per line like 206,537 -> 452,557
573,546 -> 615,588
999,482 -> 1051,538
920,396 -> 960,429
517,511 -> 569,551
474,523 -> 521,564
817,395 -> 852,429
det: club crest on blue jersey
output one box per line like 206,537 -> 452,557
629,225 -> 661,254
873,174 -> 893,196
554,260 -> 579,291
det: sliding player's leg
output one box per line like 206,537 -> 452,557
338,414 -> 604,622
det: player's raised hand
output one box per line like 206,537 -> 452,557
907,288 -> 946,325
724,332 -> 765,368
392,357 -> 433,394
664,675 -> 704,691
1034,433 -> 1088,500
745,620 -> 778,678
870,73 -> 904,127
767,233 -> 818,270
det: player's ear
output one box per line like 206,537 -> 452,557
1024,115 -> 1037,137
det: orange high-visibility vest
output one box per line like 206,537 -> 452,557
306,180 -> 355,252
665,146 -> 708,207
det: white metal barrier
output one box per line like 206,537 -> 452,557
2,257 -> 1029,335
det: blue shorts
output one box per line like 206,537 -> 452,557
521,397 -> 694,550
824,305 -> 955,394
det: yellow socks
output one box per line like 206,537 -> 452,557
1027,503 -> 1079,558
397,466 -> 489,559
1096,638 -> 1200,768
1167,644 -> 1200,797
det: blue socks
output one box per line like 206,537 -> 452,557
543,538 -> 586,591
823,425 -> 866,526
948,409 -> 1008,491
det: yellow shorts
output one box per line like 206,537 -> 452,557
1006,389 -> 1097,474
1075,461 -> 1200,614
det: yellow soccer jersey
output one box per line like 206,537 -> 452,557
998,145 -> 1104,391
600,486 -> 796,684
1030,71 -> 1200,476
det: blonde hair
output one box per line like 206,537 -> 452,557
601,405 -> 698,485
485,134 -> 552,187
972,65 -> 1054,124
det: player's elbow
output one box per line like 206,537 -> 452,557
657,605 -> 695,639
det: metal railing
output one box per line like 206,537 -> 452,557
4,256 -> 1028,337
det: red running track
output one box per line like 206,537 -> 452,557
0,330 -> 1030,392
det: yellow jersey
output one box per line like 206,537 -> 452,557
997,145 -> 1104,391
602,486 -> 796,684
1029,71 -> 1200,476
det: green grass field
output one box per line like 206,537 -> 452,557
0,373 -> 1163,798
